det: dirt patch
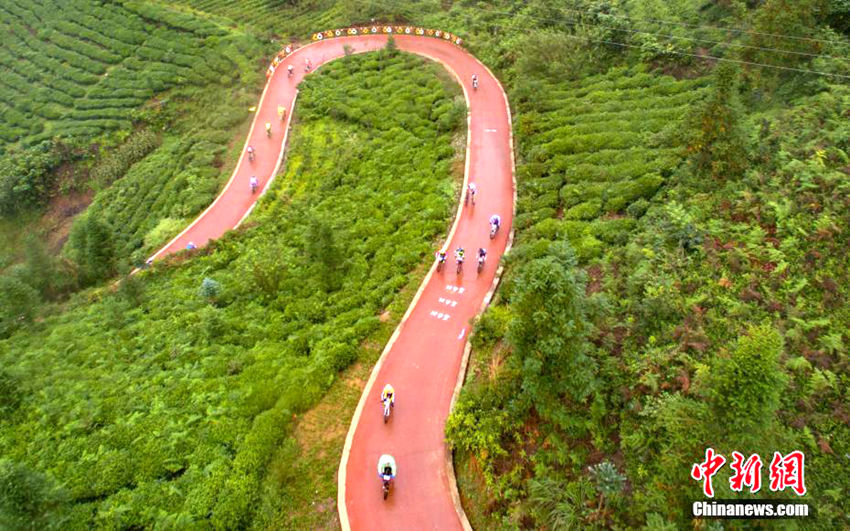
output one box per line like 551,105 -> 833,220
586,264 -> 603,295
41,189 -> 95,253
292,360 -> 371,461
657,49 -> 714,80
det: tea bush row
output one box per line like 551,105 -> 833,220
512,67 -> 701,259
0,51 -> 462,528
0,0 -> 260,147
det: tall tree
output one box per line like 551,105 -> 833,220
708,324 -> 787,446
686,63 -> 749,181
305,216 -> 343,291
743,0 -> 826,68
0,276 -> 39,338
68,214 -> 117,285
507,241 -> 597,424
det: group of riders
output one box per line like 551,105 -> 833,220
244,67 -> 493,499
379,183 -> 502,500
435,182 -> 501,275
191,63 -> 492,499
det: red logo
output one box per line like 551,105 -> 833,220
769,451 -> 807,496
691,448 -> 727,498
691,449 -> 807,497
729,452 -> 763,493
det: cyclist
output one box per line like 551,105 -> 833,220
305,58 -> 312,72
250,176 -> 259,193
277,105 -> 287,121
436,249 -> 447,265
378,454 -> 397,494
380,383 -> 395,407
247,145 -> 255,161
186,241 -> 196,250
455,247 -> 465,262
287,64 -> 294,77
489,214 -> 502,239
467,182 -> 477,204
265,122 -> 272,137
471,74 -> 478,90
477,247 -> 487,272
489,214 -> 501,230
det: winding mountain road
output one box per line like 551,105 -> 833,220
146,34 -> 515,530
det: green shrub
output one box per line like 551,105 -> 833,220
66,214 -> 117,285
0,275 -> 40,338
199,278 -> 222,300
604,174 -> 664,212
0,370 -> 23,414
0,460 -> 68,529
626,198 -> 650,218
589,217 -> 637,245
564,199 -> 602,220
0,142 -> 64,216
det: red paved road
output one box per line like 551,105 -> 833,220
147,39 -> 302,260
144,34 -> 514,529
333,36 -> 514,530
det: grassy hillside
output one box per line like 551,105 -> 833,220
0,49 -> 464,528
0,0 -> 261,145
164,0 -> 346,36
1,0 -> 849,528
0,0 -> 272,302
511,67 -> 709,262
449,47 -> 850,531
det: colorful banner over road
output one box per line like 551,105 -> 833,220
311,26 -> 463,47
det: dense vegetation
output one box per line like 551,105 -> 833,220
0,0 -> 253,145
0,50 -> 463,527
451,67 -> 850,526
2,0 -> 849,528
0,0 -> 272,325
436,2 -> 850,528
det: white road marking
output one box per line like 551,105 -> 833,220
458,328 -> 466,340
445,285 -> 465,294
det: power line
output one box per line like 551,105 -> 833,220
344,0 -> 850,81
549,4 -> 850,49
348,0 -> 848,60
551,31 -> 850,81
506,8 -> 844,61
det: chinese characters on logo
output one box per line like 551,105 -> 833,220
691,448 -> 806,498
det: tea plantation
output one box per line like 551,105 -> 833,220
1,0 -> 849,528
0,50 -> 463,528
511,67 -> 709,260
0,0 -> 262,146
